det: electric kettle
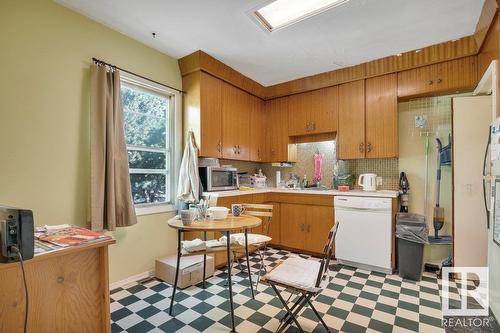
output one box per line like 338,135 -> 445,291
358,173 -> 377,191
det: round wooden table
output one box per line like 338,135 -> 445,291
167,214 -> 261,333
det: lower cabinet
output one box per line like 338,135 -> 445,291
280,203 -> 334,254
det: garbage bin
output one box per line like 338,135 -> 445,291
396,213 -> 429,281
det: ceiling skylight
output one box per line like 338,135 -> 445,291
254,0 -> 350,32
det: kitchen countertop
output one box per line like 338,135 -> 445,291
203,188 -> 399,198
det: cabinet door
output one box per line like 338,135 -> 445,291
265,97 -> 290,162
304,206 -> 334,254
199,72 -> 222,157
221,82 -> 250,160
280,204 -> 306,250
365,74 -> 398,158
397,66 -> 432,98
310,86 -> 338,134
288,92 -> 312,136
436,56 -> 477,93
250,97 -> 265,162
337,80 -> 366,159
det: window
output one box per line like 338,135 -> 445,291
120,75 -> 178,208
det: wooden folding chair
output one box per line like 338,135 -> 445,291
231,203 -> 273,292
262,222 -> 339,333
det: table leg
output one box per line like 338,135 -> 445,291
226,231 -> 236,332
245,230 -> 255,299
202,231 -> 207,289
168,229 -> 182,316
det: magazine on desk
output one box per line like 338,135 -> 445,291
36,225 -> 111,248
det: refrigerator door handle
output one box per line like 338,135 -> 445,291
483,126 -> 492,229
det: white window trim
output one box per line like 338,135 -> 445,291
120,72 -> 182,216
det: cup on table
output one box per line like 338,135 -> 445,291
180,209 -> 195,225
231,204 -> 245,217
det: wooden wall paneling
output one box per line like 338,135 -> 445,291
365,74 -> 398,158
337,80 -> 366,160
179,50 -> 266,99
478,15 -> 500,78
474,0 -> 500,50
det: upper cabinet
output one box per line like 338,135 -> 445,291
397,56 -> 478,99
265,97 -> 296,162
365,74 -> 398,159
288,86 -> 338,136
221,81 -> 251,161
337,80 -> 366,160
250,96 -> 266,162
183,72 -> 223,158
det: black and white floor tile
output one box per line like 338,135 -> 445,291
110,248 -> 457,333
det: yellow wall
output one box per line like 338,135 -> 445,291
0,0 -> 181,283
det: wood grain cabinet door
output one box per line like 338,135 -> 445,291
250,96 -> 265,162
304,206 -> 334,254
280,203 -> 306,250
221,82 -> 250,160
337,80 -> 366,159
199,72 -> 223,157
310,86 -> 338,134
365,74 -> 398,158
288,92 -> 312,136
265,97 -> 290,162
397,65 -> 432,98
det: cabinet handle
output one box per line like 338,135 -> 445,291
306,122 -> 310,131
300,224 -> 304,232
428,80 -> 434,85
233,146 -> 237,154
238,145 -> 242,154
312,122 -> 316,130
217,142 -> 221,153
306,224 -> 310,233
367,142 -> 372,153
437,78 -> 442,84
359,142 -> 365,153
257,148 -> 260,158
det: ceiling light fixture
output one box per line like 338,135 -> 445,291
253,0 -> 350,32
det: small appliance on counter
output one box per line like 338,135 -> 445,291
199,163 -> 239,192
358,173 -> 377,191
250,169 -> 267,188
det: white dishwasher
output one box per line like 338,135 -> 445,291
334,196 -> 393,274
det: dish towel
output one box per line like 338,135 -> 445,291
177,131 -> 200,203
182,239 -> 206,252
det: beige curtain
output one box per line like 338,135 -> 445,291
90,64 -> 137,231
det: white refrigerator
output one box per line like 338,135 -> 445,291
452,95 -> 491,268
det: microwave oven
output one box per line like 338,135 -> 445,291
199,167 -> 239,191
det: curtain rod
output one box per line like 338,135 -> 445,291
92,57 -> 184,93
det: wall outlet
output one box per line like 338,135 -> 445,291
376,176 -> 383,187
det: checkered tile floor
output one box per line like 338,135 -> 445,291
110,248 -> 456,333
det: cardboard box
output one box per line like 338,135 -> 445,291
155,254 -> 214,289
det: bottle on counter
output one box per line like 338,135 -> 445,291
301,174 -> 308,189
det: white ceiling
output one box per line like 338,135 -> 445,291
56,0 -> 485,86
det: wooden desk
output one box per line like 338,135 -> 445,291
0,239 -> 115,333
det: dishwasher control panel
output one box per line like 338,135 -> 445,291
334,196 -> 392,211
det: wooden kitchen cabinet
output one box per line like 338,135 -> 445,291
221,81 -> 251,160
183,71 -> 223,158
397,56 -> 477,99
250,96 -> 266,162
337,80 -> 365,159
280,203 -> 334,254
288,86 -> 338,136
365,73 -> 398,158
265,97 -> 296,162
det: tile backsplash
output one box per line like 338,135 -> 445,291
345,158 -> 399,190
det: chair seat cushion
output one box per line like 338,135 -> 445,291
232,233 -> 272,246
263,257 -> 321,292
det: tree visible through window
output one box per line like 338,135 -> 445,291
121,82 -> 172,205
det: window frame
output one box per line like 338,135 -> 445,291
120,72 -> 182,215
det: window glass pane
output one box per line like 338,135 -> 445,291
123,112 -> 166,148
128,150 -> 166,170
121,85 -> 167,118
130,173 -> 167,204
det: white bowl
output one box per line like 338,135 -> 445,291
208,207 -> 229,220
